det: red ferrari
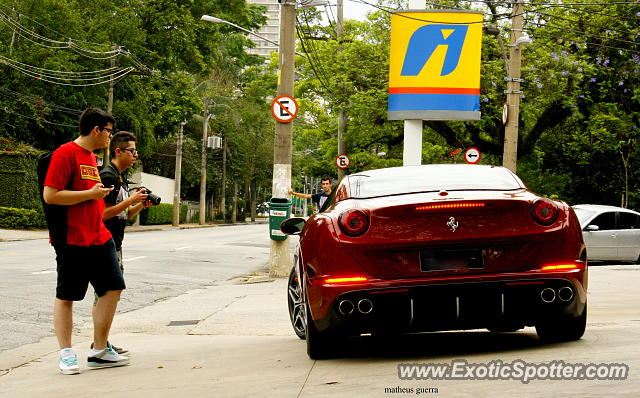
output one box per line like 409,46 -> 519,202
282,165 -> 587,359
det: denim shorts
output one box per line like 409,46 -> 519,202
54,238 -> 126,301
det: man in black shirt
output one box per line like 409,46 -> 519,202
100,132 -> 148,252
289,175 -> 333,212
93,131 -> 149,354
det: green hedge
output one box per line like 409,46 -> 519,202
0,206 -> 45,229
0,151 -> 43,213
139,203 -> 187,225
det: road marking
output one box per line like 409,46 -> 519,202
175,246 -> 191,250
124,256 -> 147,262
31,270 -> 55,275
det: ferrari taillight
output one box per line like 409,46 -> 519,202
530,198 -> 558,225
339,209 -> 370,237
324,276 -> 368,284
540,263 -> 580,271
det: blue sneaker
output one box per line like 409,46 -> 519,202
59,348 -> 80,375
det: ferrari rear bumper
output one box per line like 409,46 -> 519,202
313,278 -> 587,334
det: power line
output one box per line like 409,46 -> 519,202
295,24 -> 333,94
477,0 -> 639,5
297,10 -> 335,93
348,0 -> 513,24
531,10 -> 640,37
0,56 -> 135,86
0,106 -> 77,128
525,29 -> 640,54
0,87 -> 84,115
0,4 -> 118,48
525,20 -> 640,47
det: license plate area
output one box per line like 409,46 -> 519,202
420,249 -> 484,271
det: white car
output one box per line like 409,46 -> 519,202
572,205 -> 640,262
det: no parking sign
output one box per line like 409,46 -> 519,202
336,154 -> 350,170
271,95 -> 298,123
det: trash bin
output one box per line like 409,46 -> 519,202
268,197 -> 292,241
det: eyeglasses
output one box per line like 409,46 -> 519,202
102,127 -> 113,134
121,148 -> 138,155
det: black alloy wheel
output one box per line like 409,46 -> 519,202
288,268 -> 306,339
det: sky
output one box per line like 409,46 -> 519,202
342,1 -> 376,21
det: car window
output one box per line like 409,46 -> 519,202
572,207 -> 598,227
589,212 -> 616,230
617,212 -> 640,229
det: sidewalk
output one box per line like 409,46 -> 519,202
4,271 -> 640,398
0,276 -> 316,398
0,220 -> 267,242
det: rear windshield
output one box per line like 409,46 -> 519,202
346,165 -> 524,198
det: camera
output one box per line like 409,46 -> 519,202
144,189 -> 161,206
135,187 -> 161,205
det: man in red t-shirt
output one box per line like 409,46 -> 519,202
43,108 -> 129,374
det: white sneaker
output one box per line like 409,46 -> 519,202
87,346 -> 129,369
59,348 -> 80,375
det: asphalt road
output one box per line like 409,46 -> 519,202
0,224 -> 272,352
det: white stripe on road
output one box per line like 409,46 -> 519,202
124,256 -> 147,262
175,246 -> 191,250
30,270 -> 55,275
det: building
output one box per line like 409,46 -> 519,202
247,0 -> 280,57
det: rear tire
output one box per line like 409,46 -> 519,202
306,302 -> 339,359
287,268 -> 306,340
536,303 -> 587,343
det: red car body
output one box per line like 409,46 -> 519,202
283,165 -> 588,359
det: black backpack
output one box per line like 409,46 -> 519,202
37,151 -> 72,246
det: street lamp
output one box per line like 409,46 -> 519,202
201,15 -> 280,47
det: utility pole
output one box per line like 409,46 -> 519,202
502,1 -> 525,173
199,100 -> 209,225
403,0 -> 424,167
336,0 -> 347,182
220,137 -> 227,220
269,0 -> 296,278
102,47 -> 117,167
172,122 -> 185,226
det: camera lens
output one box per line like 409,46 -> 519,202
147,193 -> 161,205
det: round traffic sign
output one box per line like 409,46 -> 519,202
336,154 -> 350,170
464,147 -> 481,164
270,95 -> 298,123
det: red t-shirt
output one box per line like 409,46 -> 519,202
44,141 -> 112,246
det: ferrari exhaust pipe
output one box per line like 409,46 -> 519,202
357,299 -> 373,314
540,288 -> 556,303
338,300 -> 354,315
558,286 -> 574,302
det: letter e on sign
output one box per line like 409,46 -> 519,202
271,95 -> 299,123
336,154 -> 350,170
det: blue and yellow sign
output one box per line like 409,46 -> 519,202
388,11 -> 483,121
